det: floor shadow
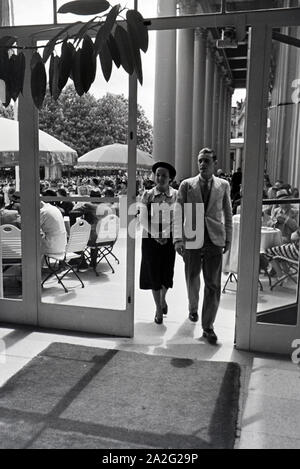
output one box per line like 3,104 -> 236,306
0,329 -> 33,352
0,344 -> 238,449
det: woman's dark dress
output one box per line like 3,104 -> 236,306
139,186 -> 177,290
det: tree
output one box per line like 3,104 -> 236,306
0,84 -> 153,156
96,93 -> 153,153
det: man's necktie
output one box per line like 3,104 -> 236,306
202,180 -> 210,210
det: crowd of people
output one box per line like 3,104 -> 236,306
1,161 -> 300,341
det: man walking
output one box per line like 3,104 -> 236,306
174,148 -> 232,344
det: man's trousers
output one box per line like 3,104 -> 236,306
183,243 -> 223,330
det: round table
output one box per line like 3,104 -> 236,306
222,215 -> 282,274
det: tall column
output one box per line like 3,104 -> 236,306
0,0 -> 10,25
204,44 -> 215,147
212,62 -> 221,156
224,88 -> 232,173
175,28 -> 195,181
222,84 -> 229,172
217,74 -> 225,168
236,148 -> 242,171
153,0 -> 177,164
191,28 -> 207,176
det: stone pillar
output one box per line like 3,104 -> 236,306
212,62 -> 221,157
153,0 -> 177,165
0,0 -> 10,26
175,28 -> 195,182
191,28 -> 207,176
204,44 -> 215,147
45,165 -> 50,180
224,88 -> 232,173
217,75 -> 225,168
222,85 -> 229,172
236,147 -> 242,170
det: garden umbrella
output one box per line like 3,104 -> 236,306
75,143 -> 153,171
0,117 -> 77,167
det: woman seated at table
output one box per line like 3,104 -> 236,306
271,189 -> 299,242
265,229 -> 300,278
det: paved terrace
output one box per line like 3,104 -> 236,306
0,227 -> 300,448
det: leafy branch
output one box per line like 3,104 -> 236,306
0,0 -> 149,109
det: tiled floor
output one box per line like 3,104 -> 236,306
0,229 -> 300,448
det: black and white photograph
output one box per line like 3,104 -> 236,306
0,0 -> 300,452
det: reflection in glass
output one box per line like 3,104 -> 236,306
0,173 -> 22,300
256,27 -> 300,325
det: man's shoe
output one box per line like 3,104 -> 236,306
203,328 -> 218,344
189,312 -> 199,322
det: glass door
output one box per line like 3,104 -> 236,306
0,32 -> 137,337
236,22 -> 300,355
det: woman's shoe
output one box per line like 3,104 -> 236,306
154,312 -> 163,324
162,304 -> 168,315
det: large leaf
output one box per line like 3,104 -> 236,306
58,0 -> 110,15
73,16 -> 98,46
0,49 -> 10,81
49,54 -> 61,100
58,40 -> 75,90
94,4 -> 120,53
71,49 -> 84,96
15,52 -> 26,96
42,21 -> 81,63
8,53 -> 26,101
127,24 -> 143,85
80,35 -> 96,93
126,9 -> 148,53
114,25 -> 134,75
107,33 -> 120,68
31,52 -> 47,109
99,41 -> 112,81
0,35 -> 17,48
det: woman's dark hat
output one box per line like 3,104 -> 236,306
151,161 -> 176,180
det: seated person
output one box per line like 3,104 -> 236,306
271,189 -> 299,242
90,177 -> 102,196
265,229 -> 300,278
56,188 -> 74,216
0,194 -> 21,227
68,192 -> 114,269
40,200 -> 67,257
5,190 -> 21,213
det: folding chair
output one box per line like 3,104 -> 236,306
86,214 -> 120,276
270,256 -> 299,290
0,224 -> 22,279
42,219 -> 91,293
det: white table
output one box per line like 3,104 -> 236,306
223,215 -> 282,274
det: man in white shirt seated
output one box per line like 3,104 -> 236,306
40,200 -> 67,257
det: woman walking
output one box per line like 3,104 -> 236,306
139,162 -> 177,324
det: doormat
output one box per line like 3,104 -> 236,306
0,343 -> 241,449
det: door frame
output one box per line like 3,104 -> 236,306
1,6 -> 300,345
